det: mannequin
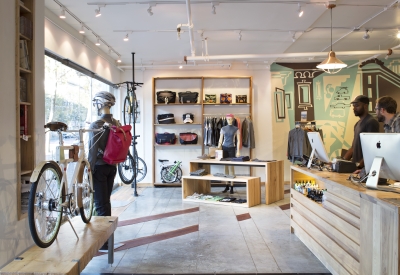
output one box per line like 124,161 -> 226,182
88,91 -> 118,252
217,114 -> 241,194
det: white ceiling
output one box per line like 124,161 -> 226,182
45,0 -> 400,69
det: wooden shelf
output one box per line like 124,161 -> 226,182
203,103 -> 250,106
154,183 -> 182,187
154,123 -> 202,126
155,103 -> 201,106
19,3 -> 32,13
20,170 -> 32,176
20,101 -> 31,105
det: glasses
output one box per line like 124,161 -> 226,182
374,107 -> 380,111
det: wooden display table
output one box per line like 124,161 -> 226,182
0,216 -> 118,275
290,166 -> 400,275
182,175 -> 261,208
189,159 -> 284,204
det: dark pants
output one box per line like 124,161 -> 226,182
222,146 -> 236,158
93,164 -> 117,216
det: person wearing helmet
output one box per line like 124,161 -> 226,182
88,91 -> 119,251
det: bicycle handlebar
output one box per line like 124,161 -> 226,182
115,81 -> 143,87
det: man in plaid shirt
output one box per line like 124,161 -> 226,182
375,96 -> 400,133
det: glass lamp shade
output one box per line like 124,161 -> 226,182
317,51 -> 347,73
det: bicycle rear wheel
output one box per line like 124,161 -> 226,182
123,97 -> 132,125
118,154 -> 147,184
161,166 -> 181,183
28,162 -> 64,248
77,161 -> 94,223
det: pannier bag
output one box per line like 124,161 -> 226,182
220,93 -> 232,104
204,94 -> 217,103
156,91 -> 176,104
178,91 -> 199,103
157,113 -> 175,124
103,125 -> 132,165
183,113 -> 194,124
155,132 -> 176,145
179,132 -> 198,144
236,95 -> 247,103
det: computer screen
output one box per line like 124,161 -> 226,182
307,132 -> 330,168
360,133 -> 400,188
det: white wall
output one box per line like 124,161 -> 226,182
0,0 -> 45,268
121,68 -> 274,184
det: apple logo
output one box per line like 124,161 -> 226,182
377,141 -> 381,149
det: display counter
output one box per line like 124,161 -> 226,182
290,165 -> 400,275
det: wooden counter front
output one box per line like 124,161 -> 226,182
290,166 -> 400,275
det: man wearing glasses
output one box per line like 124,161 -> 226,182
343,95 -> 379,170
375,96 -> 400,133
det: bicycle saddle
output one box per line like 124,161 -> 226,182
44,122 -> 68,131
158,159 -> 169,163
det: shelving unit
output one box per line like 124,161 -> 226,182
152,76 -> 252,186
16,0 -> 35,219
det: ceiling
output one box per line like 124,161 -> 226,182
45,0 -> 400,69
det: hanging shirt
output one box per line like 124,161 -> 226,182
287,127 -> 304,162
241,118 -> 255,149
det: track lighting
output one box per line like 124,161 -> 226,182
123,34 -> 129,41
147,4 -> 154,16
363,30 -> 370,40
95,7 -> 101,17
297,3 -> 303,17
95,38 -> 100,46
238,31 -> 242,41
291,32 -> 296,42
79,23 -> 85,34
59,9 -> 66,19
117,56 -> 122,63
211,2 -> 219,14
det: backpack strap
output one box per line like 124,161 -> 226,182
100,118 -> 127,141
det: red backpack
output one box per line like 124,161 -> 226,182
102,120 -> 132,165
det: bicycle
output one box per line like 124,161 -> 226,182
159,159 -> 183,183
116,81 -> 143,126
28,121 -> 105,248
118,134 -> 147,185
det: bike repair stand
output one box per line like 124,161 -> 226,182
132,52 -> 138,197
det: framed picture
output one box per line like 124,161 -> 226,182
275,88 -> 286,119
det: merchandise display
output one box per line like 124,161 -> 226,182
213,172 -> 236,178
157,113 -> 175,124
293,180 -> 326,203
179,132 -> 198,144
183,113 -> 194,123
156,90 -> 176,104
204,94 -> 217,103
236,95 -> 247,103
185,193 -> 246,204
178,91 -> 199,103
189,169 -> 207,176
155,132 -> 176,144
220,93 -> 232,103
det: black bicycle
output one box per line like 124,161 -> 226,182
118,135 -> 147,185
118,81 -> 143,126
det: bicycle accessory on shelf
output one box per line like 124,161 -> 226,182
157,113 -> 175,124
220,93 -> 232,104
204,94 -> 217,103
156,133 -> 176,144
236,95 -> 247,103
179,132 -> 198,144
103,124 -> 133,165
156,91 -> 176,104
183,113 -> 194,123
178,91 -> 199,103
190,169 -> 207,176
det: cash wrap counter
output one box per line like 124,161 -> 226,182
188,159 -> 284,205
291,165 -> 400,275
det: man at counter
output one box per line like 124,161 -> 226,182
343,95 -> 379,169
376,96 -> 400,133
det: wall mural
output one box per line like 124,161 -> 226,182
271,58 -> 400,160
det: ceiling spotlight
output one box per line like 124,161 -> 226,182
95,38 -> 100,46
123,34 -> 129,41
291,32 -> 296,42
363,30 -> 370,40
117,56 -> 122,63
211,2 -> 218,14
297,3 -> 303,17
79,23 -> 85,34
95,7 -> 101,17
238,31 -> 242,41
59,9 -> 66,19
147,4 -> 154,16
179,65 -> 183,69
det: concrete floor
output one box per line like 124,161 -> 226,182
82,185 -> 331,274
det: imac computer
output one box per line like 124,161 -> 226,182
307,132 -> 330,168
360,133 -> 400,189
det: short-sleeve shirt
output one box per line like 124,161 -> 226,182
352,113 -> 380,163
221,125 -> 238,147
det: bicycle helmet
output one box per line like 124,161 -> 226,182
92,91 -> 116,115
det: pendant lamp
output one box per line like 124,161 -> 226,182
317,4 -> 347,74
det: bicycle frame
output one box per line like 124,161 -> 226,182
168,161 -> 182,175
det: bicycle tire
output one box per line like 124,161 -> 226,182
28,162 -> 64,248
123,96 -> 132,125
161,165 -> 182,183
118,154 -> 147,184
77,161 -> 94,223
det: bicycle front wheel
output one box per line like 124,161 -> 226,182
161,166 -> 178,183
28,162 -> 64,248
123,97 -> 132,125
77,161 -> 94,223
118,153 -> 134,184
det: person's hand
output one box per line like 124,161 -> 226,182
236,152 -> 240,157
353,169 -> 362,174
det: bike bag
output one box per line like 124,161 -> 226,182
103,124 -> 132,165
156,132 -> 176,145
236,95 -> 247,103
179,132 -> 198,144
333,160 -> 356,173
178,91 -> 199,103
156,91 -> 176,104
220,93 -> 232,104
204,94 -> 216,103
157,113 -> 175,124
